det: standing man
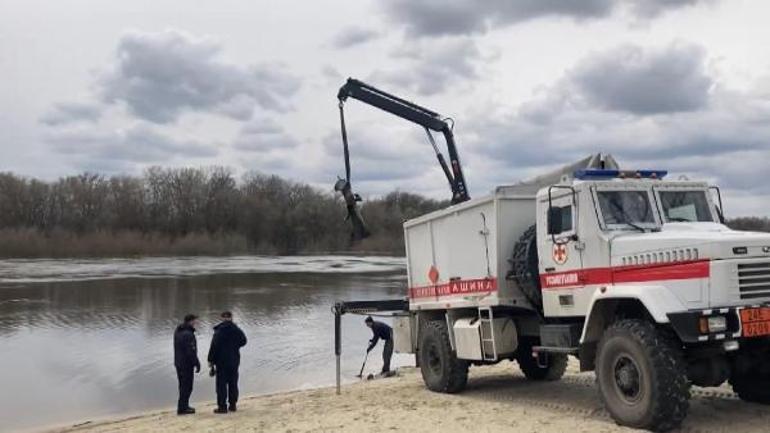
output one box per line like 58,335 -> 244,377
173,314 -> 201,415
365,316 -> 393,375
208,311 -> 247,414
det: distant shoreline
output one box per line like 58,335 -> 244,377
0,228 -> 406,259
0,219 -> 767,260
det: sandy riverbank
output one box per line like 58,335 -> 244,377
44,361 -> 770,433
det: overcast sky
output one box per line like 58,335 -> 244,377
2,0 -> 770,215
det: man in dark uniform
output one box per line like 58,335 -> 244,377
208,311 -> 247,414
173,314 -> 201,415
365,316 -> 393,374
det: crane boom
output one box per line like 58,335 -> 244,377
337,78 -> 470,204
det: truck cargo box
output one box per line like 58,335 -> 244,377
404,184 -> 540,311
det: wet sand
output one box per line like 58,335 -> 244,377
45,361 -> 770,433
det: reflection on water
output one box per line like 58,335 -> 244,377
0,256 -> 410,432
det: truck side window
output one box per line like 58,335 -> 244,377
559,205 -> 573,233
548,205 -> 573,234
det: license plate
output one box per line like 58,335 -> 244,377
741,308 -> 770,337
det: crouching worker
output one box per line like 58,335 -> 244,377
365,316 -> 393,375
173,314 -> 201,415
208,311 -> 247,414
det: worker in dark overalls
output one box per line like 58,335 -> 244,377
173,314 -> 201,415
365,316 -> 393,374
208,311 -> 247,414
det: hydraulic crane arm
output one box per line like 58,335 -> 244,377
337,78 -> 470,204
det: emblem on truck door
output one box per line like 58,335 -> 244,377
553,243 -> 568,265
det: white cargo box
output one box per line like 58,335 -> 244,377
453,318 -> 483,360
404,184 -> 539,311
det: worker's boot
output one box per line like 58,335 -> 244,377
229,404 -> 237,412
177,407 -> 195,415
213,407 -> 228,414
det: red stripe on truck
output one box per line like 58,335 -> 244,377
409,277 -> 497,299
540,259 -> 710,290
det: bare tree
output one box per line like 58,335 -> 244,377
0,167 -> 450,256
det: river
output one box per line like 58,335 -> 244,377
0,256 -> 411,432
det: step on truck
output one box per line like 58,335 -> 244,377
331,78 -> 770,432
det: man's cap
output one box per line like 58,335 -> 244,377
365,316 -> 373,323
221,311 -> 233,319
184,314 -> 198,323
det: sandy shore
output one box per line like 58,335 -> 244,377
44,361 -> 770,433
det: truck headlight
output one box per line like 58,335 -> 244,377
699,316 -> 727,333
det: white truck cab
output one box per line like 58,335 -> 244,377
396,156 -> 770,432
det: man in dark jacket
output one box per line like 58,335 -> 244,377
173,314 -> 201,415
365,316 -> 393,374
208,311 -> 247,413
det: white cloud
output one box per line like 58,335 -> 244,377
40,102 -> 102,126
46,123 -> 219,172
233,116 -> 299,152
331,27 -> 380,48
370,37 -> 489,95
381,0 -> 715,37
99,29 -> 301,123
462,44 -> 770,198
571,43 -> 712,114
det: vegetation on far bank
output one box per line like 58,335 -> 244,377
0,168 -> 768,258
0,168 -> 445,258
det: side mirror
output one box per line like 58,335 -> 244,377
547,207 -> 563,235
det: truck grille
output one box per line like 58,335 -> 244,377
738,262 -> 770,300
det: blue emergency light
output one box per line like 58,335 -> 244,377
574,169 -> 668,180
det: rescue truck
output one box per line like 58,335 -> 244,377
332,79 -> 770,432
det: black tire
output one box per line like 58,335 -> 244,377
418,320 -> 469,393
596,320 -> 690,432
515,339 -> 568,381
730,375 -> 770,404
507,225 -> 543,313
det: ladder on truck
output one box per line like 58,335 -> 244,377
479,307 -> 497,361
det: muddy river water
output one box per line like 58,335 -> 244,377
0,256 -> 411,431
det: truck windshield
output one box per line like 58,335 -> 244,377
659,190 -> 714,222
597,191 -> 655,229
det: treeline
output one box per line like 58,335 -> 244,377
726,217 -> 770,232
0,168 -> 446,258
1,168 -> 768,258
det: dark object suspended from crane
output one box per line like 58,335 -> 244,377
335,78 -> 470,241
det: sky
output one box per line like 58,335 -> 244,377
2,0 -> 770,216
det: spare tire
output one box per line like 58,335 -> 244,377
507,224 -> 543,313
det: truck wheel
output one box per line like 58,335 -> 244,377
730,375 -> 770,404
418,320 -> 469,393
596,320 -> 690,432
515,340 -> 568,381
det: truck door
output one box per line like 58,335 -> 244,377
540,188 -> 583,314
544,192 -> 581,272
